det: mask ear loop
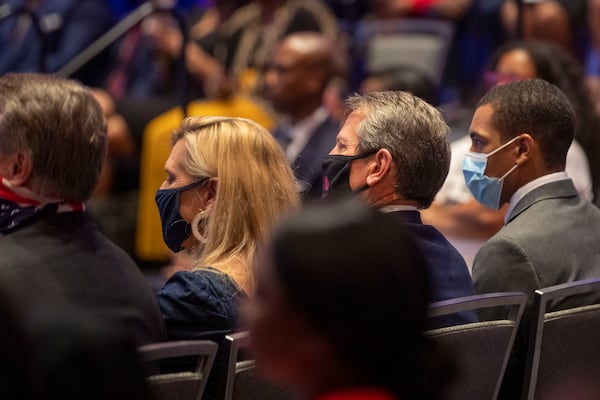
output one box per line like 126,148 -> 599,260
497,136 -> 522,180
486,135 -> 521,158
191,209 -> 210,244
500,163 -> 519,180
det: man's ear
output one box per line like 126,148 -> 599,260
365,149 -> 393,187
2,151 -> 32,186
515,134 -> 534,165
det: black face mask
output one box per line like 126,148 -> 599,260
155,178 -> 208,253
321,151 -> 376,197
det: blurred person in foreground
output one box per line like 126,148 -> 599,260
0,73 -> 165,345
154,116 -> 300,398
322,91 -> 475,326
246,197 -> 453,400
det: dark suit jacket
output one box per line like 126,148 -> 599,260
390,210 -> 476,327
274,116 -> 339,200
0,211 -> 166,345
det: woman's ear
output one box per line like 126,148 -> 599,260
2,151 -> 32,186
205,177 -> 219,208
365,149 -> 393,187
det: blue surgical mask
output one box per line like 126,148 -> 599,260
462,136 -> 520,209
155,178 -> 208,252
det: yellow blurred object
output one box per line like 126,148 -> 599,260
136,95 -> 275,261
238,68 -> 259,94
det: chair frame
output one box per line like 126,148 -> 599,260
428,292 -> 528,400
222,331 -> 251,400
521,277 -> 600,400
355,17 -> 455,85
138,340 -> 218,400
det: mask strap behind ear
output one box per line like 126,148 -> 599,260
500,163 -> 519,180
353,183 -> 370,194
487,135 -> 521,158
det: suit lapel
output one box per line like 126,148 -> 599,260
292,117 -> 338,177
506,179 -> 578,223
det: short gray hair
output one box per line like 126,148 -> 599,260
0,73 -> 107,201
346,91 -> 450,208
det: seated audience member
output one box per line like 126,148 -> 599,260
96,1 -> 228,150
467,78 -> 600,399
246,198 -> 452,400
0,0 -> 115,87
155,116 -> 300,398
188,0 -> 338,99
423,40 -> 596,266
469,79 -> 600,313
502,0 -> 586,55
136,95 -> 275,263
0,73 -> 165,345
322,91 -> 475,325
263,32 -> 342,199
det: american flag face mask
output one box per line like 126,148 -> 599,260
0,177 -> 84,234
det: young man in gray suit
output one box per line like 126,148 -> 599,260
467,79 -> 600,398
468,79 -> 600,309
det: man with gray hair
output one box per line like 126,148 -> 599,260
322,90 -> 474,325
0,73 -> 165,344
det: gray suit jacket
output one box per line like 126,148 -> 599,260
473,179 -> 600,316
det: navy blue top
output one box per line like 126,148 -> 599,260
157,268 -> 248,400
390,211 -> 477,327
157,268 -> 246,340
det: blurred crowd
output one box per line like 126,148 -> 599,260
2,1 -> 600,399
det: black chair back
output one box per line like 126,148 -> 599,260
522,277 -> 600,400
427,292 -> 527,400
139,340 -> 218,400
222,331 -> 293,400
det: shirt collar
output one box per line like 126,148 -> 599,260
379,205 -> 419,213
284,107 -> 329,162
505,171 -> 569,223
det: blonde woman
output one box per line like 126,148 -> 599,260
155,116 -> 299,397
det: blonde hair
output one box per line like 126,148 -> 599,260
172,116 -> 300,292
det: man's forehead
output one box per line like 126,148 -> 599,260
342,109 -> 366,128
470,104 -> 495,127
341,111 -> 365,133
469,104 -> 503,142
